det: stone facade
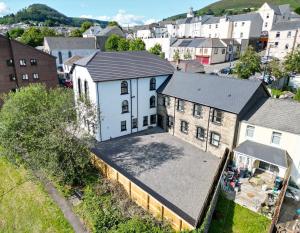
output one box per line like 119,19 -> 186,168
157,94 -> 238,157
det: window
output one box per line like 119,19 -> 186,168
212,109 -> 222,124
240,32 -> 244,38
196,127 -> 205,140
163,96 -> 170,107
150,96 -> 156,108
234,22 -> 237,27
30,59 -> 37,66
180,120 -> 188,134
132,118 -> 138,129
215,24 -> 218,28
22,74 -> 28,80
150,78 -> 156,90
83,80 -> 89,98
121,121 -> 127,131
242,22 -> 245,26
120,100 -> 129,113
167,115 -> 174,128
6,59 -> 13,66
287,31 -> 292,38
33,73 -> 39,80
274,42 -> 279,47
150,114 -> 156,124
285,44 -> 289,49
78,78 -> 82,97
193,104 -> 202,117
9,74 -> 16,81
210,132 -> 220,147
276,32 -> 280,38
68,51 -> 72,58
209,25 -> 211,29
58,51 -> 63,64
214,48 -> 218,54
177,99 -> 184,111
222,48 -> 226,54
265,22 -> 268,28
19,59 -> 26,67
246,125 -> 255,138
143,116 -> 148,126
271,132 -> 281,145
266,14 -> 269,18
121,81 -> 128,94
204,48 -> 208,54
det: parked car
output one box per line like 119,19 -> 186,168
219,67 -> 233,75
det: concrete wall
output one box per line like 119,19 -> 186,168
143,38 -> 176,59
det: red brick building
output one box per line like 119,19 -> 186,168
0,34 -> 58,95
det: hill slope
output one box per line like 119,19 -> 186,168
164,0 -> 300,21
0,4 -> 108,27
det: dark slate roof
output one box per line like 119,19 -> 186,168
243,98 -> 300,135
63,55 -> 83,66
75,51 -> 174,82
82,26 -> 103,36
98,26 -> 124,37
44,37 -> 97,50
234,140 -> 288,168
228,13 -> 262,22
271,21 -> 300,31
202,16 -> 221,24
267,3 -> 282,15
171,38 -> 225,48
158,71 -> 263,114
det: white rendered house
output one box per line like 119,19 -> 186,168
71,51 -> 174,142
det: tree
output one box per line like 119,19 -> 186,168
8,28 -> 24,39
70,28 -> 83,37
20,27 -> 56,47
294,89 -> 300,102
117,38 -> 130,51
0,84 -> 96,185
108,21 -> 120,27
234,46 -> 261,79
173,49 -> 180,62
183,50 -> 192,60
295,7 -> 300,15
129,38 -> 145,51
267,59 -> 286,79
149,43 -> 162,55
81,21 -> 93,32
105,34 -> 121,51
283,49 -> 300,74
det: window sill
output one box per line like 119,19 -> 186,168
211,121 -> 222,126
150,106 -> 156,109
193,115 -> 202,119
121,93 -> 129,95
196,137 -> 205,141
210,143 -> 220,148
121,112 -> 129,114
181,131 -> 188,134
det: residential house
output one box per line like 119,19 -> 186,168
235,98 -> 300,185
71,51 -> 174,141
63,55 -> 83,80
82,25 -> 104,38
266,21 -> 300,59
0,34 -> 57,96
43,37 -> 98,73
142,37 -> 177,59
157,72 -> 270,157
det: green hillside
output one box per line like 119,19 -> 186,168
0,4 -> 108,27
164,0 -> 300,21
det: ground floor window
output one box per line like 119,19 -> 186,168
143,116 -> 148,126
259,161 -> 279,173
210,132 -> 220,147
196,127 -> 205,140
121,121 -> 127,131
167,115 -> 174,128
180,120 -> 188,134
132,118 -> 138,129
150,114 -> 156,125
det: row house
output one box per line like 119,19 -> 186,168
0,34 -> 57,97
267,21 -> 300,59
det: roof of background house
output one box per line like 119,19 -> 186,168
97,26 -> 124,37
234,140 -> 289,168
175,60 -> 205,73
242,98 -> 300,135
271,21 -> 300,31
228,13 -> 262,22
202,16 -> 221,24
74,51 -> 174,82
82,26 -> 103,36
265,3 -> 281,15
171,38 -> 226,48
158,71 -> 263,114
221,39 -> 241,46
44,37 -> 97,50
63,55 -> 83,66
278,4 -> 290,14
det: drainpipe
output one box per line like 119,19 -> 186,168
130,79 -> 133,134
291,29 -> 299,55
96,83 -> 102,141
8,38 -> 19,89
205,107 -> 212,152
173,97 -> 176,136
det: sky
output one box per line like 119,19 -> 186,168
0,0 -> 216,26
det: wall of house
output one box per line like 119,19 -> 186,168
136,29 -> 153,39
201,23 -> 221,38
157,95 -> 238,157
258,3 -> 276,32
237,122 -> 300,185
142,38 -> 176,59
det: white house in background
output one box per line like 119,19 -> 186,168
143,37 -> 177,59
235,98 -> 300,185
43,37 -> 98,72
266,21 -> 300,59
82,26 -> 103,38
71,51 -> 174,142
63,55 -> 83,79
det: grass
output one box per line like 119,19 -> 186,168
0,156 -> 73,233
209,193 -> 271,233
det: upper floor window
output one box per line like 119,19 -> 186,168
68,51 -> 72,58
204,48 -> 208,54
214,48 -> 218,54
234,22 -> 237,27
150,96 -> 156,108
285,44 -> 289,49
215,24 -> 218,28
212,109 -> 222,124
177,99 -> 185,112
196,127 -> 205,141
240,32 -> 244,38
22,74 -> 29,80
274,42 -> 279,47
210,132 -> 221,147
6,59 -> 13,66
271,132 -> 281,145
143,116 -> 148,126
287,31 -> 292,38
163,96 -> 170,107
30,59 -> 38,66
150,78 -> 156,90
122,100 -> 129,113
265,22 -> 268,28
276,32 -> 280,38
222,48 -> 226,54
78,78 -> 82,97
242,22 -> 245,26
180,120 -> 189,134
193,104 -> 202,117
266,14 -> 269,18
19,59 -> 26,67
84,80 -> 89,98
9,74 -> 16,81
209,25 -> 211,29
121,81 -> 128,94
33,73 -> 39,80
132,118 -> 138,129
246,125 -> 255,138
58,51 -> 63,64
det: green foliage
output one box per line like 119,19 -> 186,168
271,88 -> 283,98
108,21 -> 120,27
149,43 -> 162,56
294,89 -> 300,102
283,49 -> 300,73
234,46 -> 261,79
81,21 -> 93,32
173,50 -> 180,62
7,27 -> 24,39
295,7 -> 300,14
268,59 -> 286,79
70,28 -> 83,37
184,50 -> 192,60
105,34 -> 122,51
20,27 -> 57,47
0,84 -> 96,186
129,38 -> 146,51
117,38 -> 130,51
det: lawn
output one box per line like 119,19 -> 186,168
0,156 -> 73,233
209,193 -> 271,233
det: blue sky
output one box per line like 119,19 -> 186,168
0,0 -> 216,25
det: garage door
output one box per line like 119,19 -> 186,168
196,56 -> 210,65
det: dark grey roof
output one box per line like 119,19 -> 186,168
271,21 -> 300,31
63,55 -> 83,66
171,38 -> 225,48
200,38 -> 226,48
228,13 -> 262,22
75,51 -> 174,82
267,3 -> 281,15
82,26 -> 103,36
243,98 -> 300,135
202,16 -> 221,24
221,39 -> 241,46
234,140 -> 288,168
44,37 -> 97,50
278,4 -> 290,14
158,71 -> 263,114
98,26 -> 124,37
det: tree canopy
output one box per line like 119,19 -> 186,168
105,34 -> 122,51
117,38 -> 130,51
105,35 -> 146,52
234,46 -> 261,79
173,50 -> 180,62
20,27 -> 57,47
7,28 -> 24,39
129,38 -> 145,51
283,49 -> 300,74
108,21 -> 120,27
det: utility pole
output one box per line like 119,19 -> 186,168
263,42 -> 274,77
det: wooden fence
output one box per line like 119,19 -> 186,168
91,153 -> 194,231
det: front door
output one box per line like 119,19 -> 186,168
157,115 -> 163,129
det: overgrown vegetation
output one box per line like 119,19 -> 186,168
105,34 -> 145,52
